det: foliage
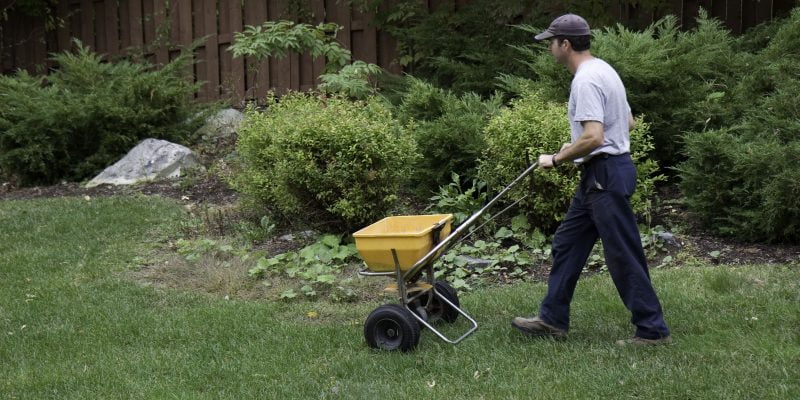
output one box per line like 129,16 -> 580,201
393,78 -> 503,192
678,9 -> 800,243
428,172 -> 488,226
229,21 -> 350,73
228,20 -> 382,98
0,41 -> 207,185
248,234 -> 359,302
318,61 -> 382,99
350,0 -> 673,97
231,93 -> 418,228
478,91 -> 662,231
510,11 -> 742,170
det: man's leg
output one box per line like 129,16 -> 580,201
537,196 -> 599,331
591,190 -> 670,339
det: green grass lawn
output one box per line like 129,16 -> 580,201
1,196 -> 798,399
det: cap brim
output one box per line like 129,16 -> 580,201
534,31 -> 555,41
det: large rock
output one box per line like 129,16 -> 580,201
86,139 -> 199,187
194,108 -> 244,139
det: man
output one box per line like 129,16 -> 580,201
511,14 -> 672,346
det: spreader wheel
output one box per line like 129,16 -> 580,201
430,280 -> 460,323
364,304 -> 421,351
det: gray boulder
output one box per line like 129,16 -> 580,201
86,139 -> 199,187
195,108 -> 244,139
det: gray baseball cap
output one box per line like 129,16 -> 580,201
534,14 -> 591,41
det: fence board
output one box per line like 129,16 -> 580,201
96,1 -> 108,53
2,0 -> 794,102
244,0 -> 269,99
152,0 -> 168,64
105,0 -> 120,53
57,0 -> 71,51
310,0 -> 326,86
711,0 -> 727,20
142,0 -> 154,46
774,0 -> 797,17
727,0 -> 744,32
221,0 -> 245,102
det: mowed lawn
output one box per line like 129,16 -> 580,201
1,196 -> 798,399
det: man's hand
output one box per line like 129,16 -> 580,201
539,143 -> 570,169
538,153 -> 557,169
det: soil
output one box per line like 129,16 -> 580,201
2,177 -> 798,270
0,174 -> 238,205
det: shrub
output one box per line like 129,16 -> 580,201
231,93 -> 418,228
478,91 -> 661,231
394,78 -> 502,193
679,10 -> 800,243
0,42 -> 206,185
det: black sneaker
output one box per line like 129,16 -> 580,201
511,316 -> 567,338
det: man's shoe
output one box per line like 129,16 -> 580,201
615,336 -> 673,346
511,316 -> 567,338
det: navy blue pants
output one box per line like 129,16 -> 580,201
538,154 -> 670,339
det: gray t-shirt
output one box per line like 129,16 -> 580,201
568,58 -> 631,164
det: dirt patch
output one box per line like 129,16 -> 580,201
0,174 -> 237,205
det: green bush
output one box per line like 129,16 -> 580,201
394,78 -> 502,192
0,43 -> 206,185
478,91 -> 661,230
231,93 -> 418,228
679,10 -> 800,243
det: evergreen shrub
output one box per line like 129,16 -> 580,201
232,93 -> 418,228
679,10 -> 800,243
0,43 -> 205,185
394,78 -> 502,193
478,91 -> 661,230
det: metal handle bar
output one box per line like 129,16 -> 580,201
402,162 -> 539,280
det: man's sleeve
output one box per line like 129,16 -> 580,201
572,82 -> 604,124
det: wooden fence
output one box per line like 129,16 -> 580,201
1,0 -> 797,103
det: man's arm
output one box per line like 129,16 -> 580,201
628,113 -> 635,131
538,121 -> 604,168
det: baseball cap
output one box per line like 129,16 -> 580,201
534,14 -> 591,41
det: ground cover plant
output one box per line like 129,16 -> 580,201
0,42 -> 207,185
1,196 -> 798,398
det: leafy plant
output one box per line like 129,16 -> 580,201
228,20 -> 382,98
432,220 -> 554,292
393,78 -> 503,192
231,93 -> 418,228
318,61 -> 382,99
229,21 -> 350,73
249,234 -> 360,301
428,173 -> 488,226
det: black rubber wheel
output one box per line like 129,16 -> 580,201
364,304 -> 421,352
429,280 -> 460,323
